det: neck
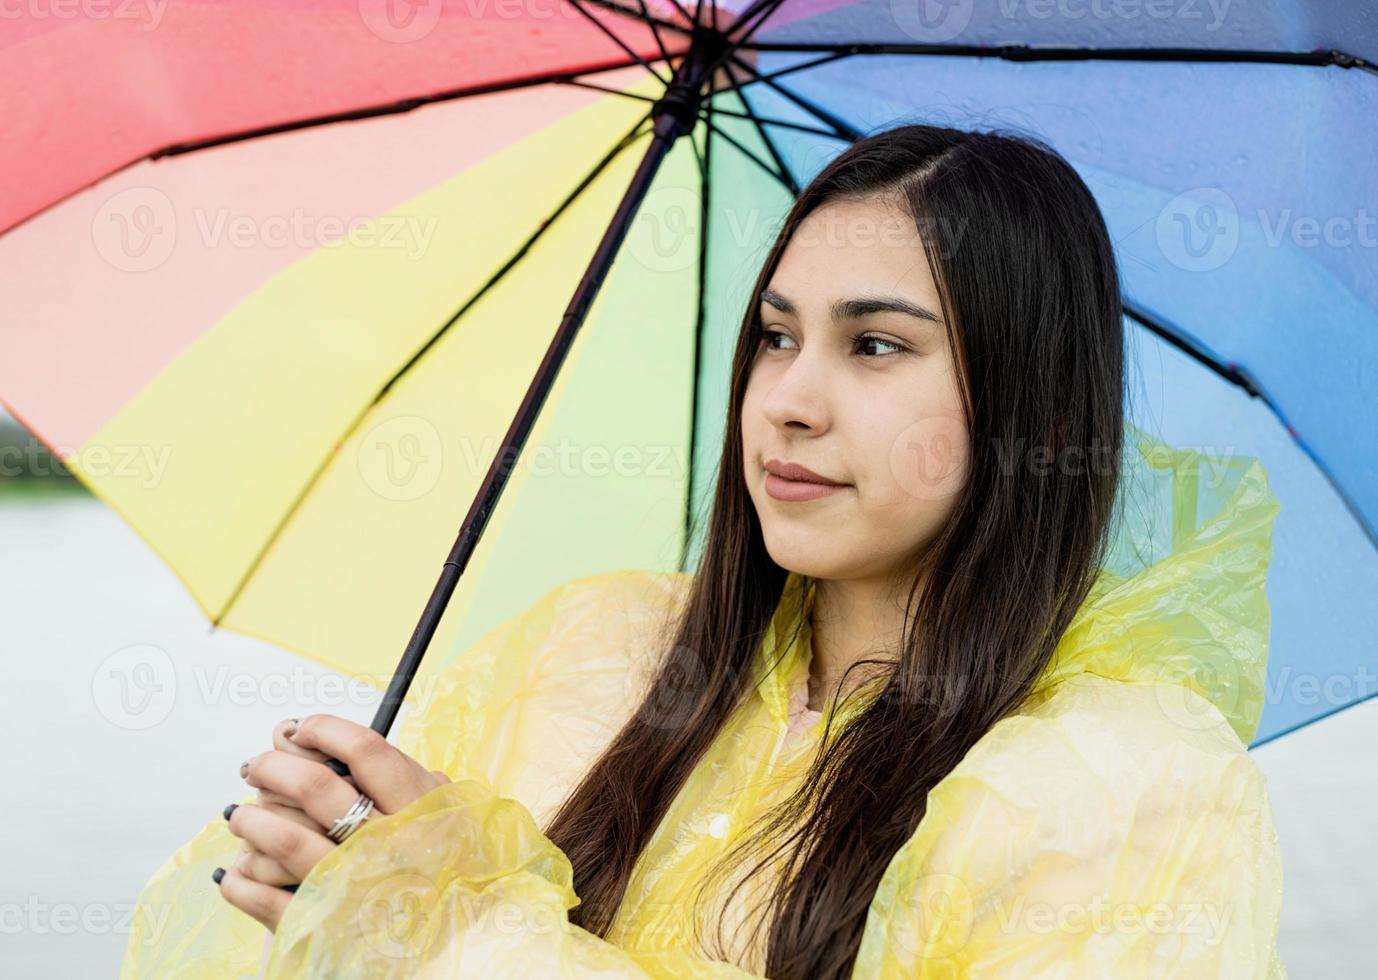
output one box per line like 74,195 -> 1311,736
806,568 -> 920,712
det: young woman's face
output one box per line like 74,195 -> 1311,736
742,193 -> 969,583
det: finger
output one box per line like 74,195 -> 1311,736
216,866 -> 291,933
225,803 -> 334,882
243,751 -> 362,832
255,787 -> 302,809
273,718 -> 330,763
257,780 -> 356,811
289,715 -> 432,813
258,800 -> 328,835
256,719 -> 354,808
232,848 -> 299,888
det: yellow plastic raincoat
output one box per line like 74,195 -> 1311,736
120,430 -> 1287,978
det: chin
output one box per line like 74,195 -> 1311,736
760,532 -> 838,580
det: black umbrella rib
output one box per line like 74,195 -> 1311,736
661,0 -> 694,31
684,98 -> 713,568
720,62 -> 801,195
728,53 -> 863,142
565,0 -> 673,83
1124,300 -> 1378,554
687,131 -> 705,178
723,0 -> 792,44
698,114 -> 795,193
557,78 -> 661,102
1249,689 -> 1378,749
149,57 -> 670,161
580,0 -> 693,36
734,40 -> 1376,75
634,0 -> 676,69
210,108 -> 657,627
697,102 -> 849,141
1124,299 -> 1265,398
741,50 -> 857,84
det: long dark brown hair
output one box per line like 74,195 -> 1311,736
544,123 -> 1125,978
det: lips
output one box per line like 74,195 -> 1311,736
762,458 -> 850,502
762,458 -> 847,486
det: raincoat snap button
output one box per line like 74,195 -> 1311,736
707,813 -> 731,839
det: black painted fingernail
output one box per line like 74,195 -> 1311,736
223,803 -> 238,821
212,867 -> 226,885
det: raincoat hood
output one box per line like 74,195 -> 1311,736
120,423 -> 1285,978
1030,424 -> 1278,746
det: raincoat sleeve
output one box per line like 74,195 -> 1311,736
256,567 -> 764,978
257,774 -> 759,978
854,674 -> 1287,979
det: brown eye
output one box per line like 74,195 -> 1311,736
761,329 -> 798,351
851,332 -> 906,357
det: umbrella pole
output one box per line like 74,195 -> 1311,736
332,29 -> 731,774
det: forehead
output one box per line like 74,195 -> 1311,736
769,195 -> 941,308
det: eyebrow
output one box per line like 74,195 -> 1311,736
759,287 -> 944,326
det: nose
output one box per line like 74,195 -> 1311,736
760,343 -> 832,433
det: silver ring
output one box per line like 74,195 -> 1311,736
326,792 -> 375,844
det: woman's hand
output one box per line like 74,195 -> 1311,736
229,718 -> 336,892
215,714 -> 451,932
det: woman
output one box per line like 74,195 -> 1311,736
121,123 -> 1286,978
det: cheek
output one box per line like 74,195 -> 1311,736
876,408 -> 969,516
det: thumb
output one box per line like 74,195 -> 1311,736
430,770 -> 452,785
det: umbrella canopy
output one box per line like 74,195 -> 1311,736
1,0 -> 1373,745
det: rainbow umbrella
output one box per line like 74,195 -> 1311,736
1,0 -> 1374,745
